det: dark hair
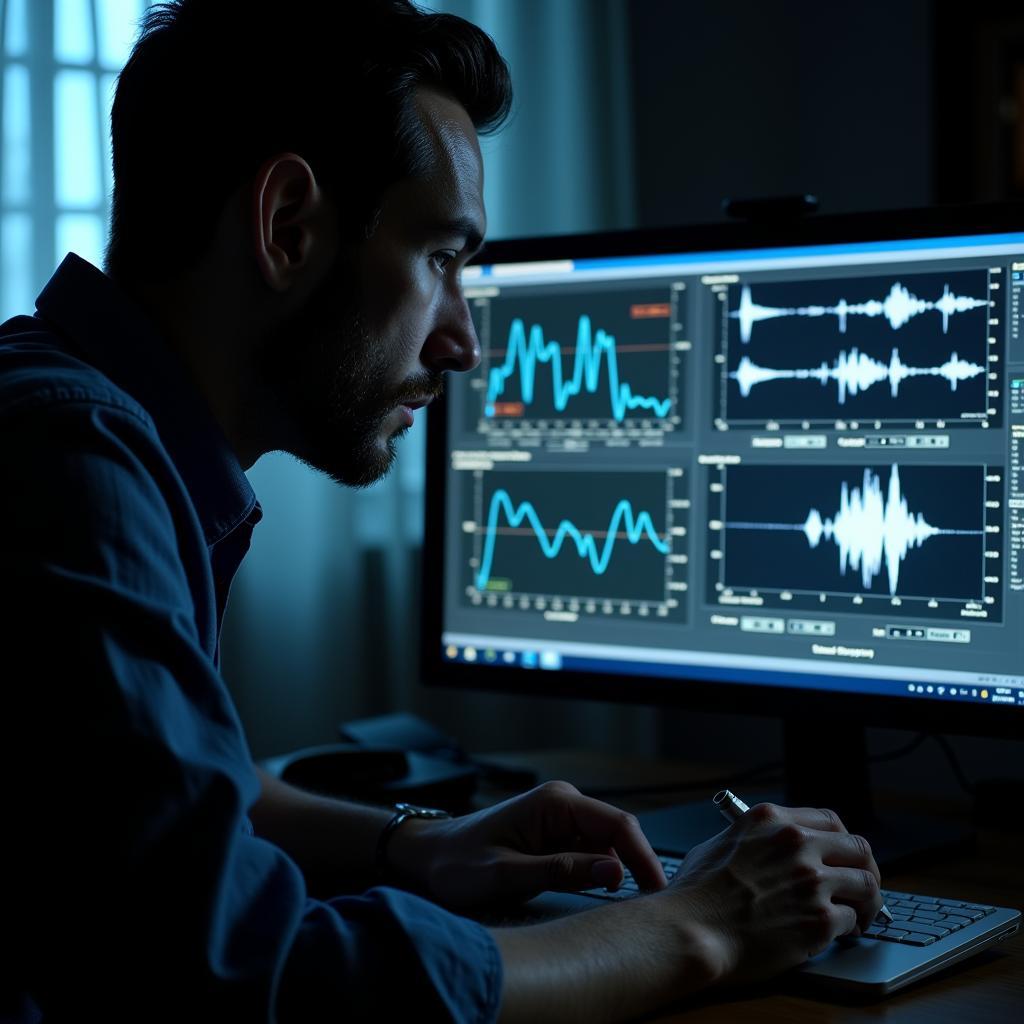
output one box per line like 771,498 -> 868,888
106,0 -> 512,283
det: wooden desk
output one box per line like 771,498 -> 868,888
482,750 -> 1024,1024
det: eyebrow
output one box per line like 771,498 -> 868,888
436,217 -> 485,255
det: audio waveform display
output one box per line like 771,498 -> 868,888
725,465 -> 981,596
462,469 -> 686,613
469,285 -> 685,438
731,347 -> 985,405
731,280 -> 989,343
485,316 -> 672,422
475,488 -> 669,590
705,463 -> 1001,619
714,268 -> 996,426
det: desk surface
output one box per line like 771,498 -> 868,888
483,750 -> 1024,1024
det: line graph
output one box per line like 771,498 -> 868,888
731,347 -> 985,406
731,280 -> 989,343
469,285 -> 686,438
485,316 -> 672,422
713,267 -> 1000,427
705,463 -> 1002,620
475,488 -> 669,590
462,469 -> 688,616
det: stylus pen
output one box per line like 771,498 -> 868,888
713,790 -> 893,924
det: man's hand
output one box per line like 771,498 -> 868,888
388,780 -> 667,910
661,802 -> 884,985
491,800 -> 884,1023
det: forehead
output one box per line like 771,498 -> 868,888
375,88 -> 485,236
415,88 -> 484,191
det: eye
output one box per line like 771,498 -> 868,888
430,249 -> 458,273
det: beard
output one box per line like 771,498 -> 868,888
253,262 -> 444,488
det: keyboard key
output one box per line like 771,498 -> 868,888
943,907 -> 983,920
901,933 -> 938,946
879,928 -> 910,940
902,922 -> 951,938
914,903 -> 941,913
910,910 -> 946,921
863,924 -> 886,938
942,914 -> 972,927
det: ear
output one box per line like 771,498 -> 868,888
251,153 -> 328,292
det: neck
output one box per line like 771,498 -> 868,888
117,271 -> 267,470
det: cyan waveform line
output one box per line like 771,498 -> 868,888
726,465 -> 982,595
731,347 -> 985,405
484,315 -> 672,422
731,281 -> 988,343
475,488 -> 670,591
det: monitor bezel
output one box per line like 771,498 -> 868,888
421,201 -> 1024,740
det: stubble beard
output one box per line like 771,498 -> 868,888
258,278 -> 443,489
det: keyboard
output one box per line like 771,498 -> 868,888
579,855 -> 999,946
580,853 -> 683,899
867,890 -> 998,945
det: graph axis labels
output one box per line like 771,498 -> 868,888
468,283 -> 688,442
704,462 -> 1003,622
712,267 -> 1004,432
462,467 -> 689,621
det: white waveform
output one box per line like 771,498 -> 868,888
732,281 -> 989,343
731,347 -> 985,405
726,465 -> 983,595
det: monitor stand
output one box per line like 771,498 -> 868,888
637,720 -> 974,870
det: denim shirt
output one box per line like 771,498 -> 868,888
0,255 -> 501,1023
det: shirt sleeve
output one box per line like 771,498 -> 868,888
0,391 -> 502,1023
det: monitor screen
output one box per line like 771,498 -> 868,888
422,207 -> 1024,737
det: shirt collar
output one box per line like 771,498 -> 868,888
34,254 -> 261,547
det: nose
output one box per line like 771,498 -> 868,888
420,283 -> 481,374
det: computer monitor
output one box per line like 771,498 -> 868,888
421,204 -> 1024,858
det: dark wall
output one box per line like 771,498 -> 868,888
628,1 -> 934,225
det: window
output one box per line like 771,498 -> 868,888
0,0 -> 148,320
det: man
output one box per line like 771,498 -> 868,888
0,2 -> 883,1021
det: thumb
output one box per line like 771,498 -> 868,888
507,852 -> 624,897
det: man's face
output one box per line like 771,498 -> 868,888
258,89 -> 484,487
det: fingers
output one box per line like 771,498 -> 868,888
741,804 -> 883,937
745,802 -> 848,834
744,803 -> 882,887
825,865 -> 884,932
820,902 -> 859,951
817,830 -> 881,887
536,781 -> 668,891
498,850 -> 626,899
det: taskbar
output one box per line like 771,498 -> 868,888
439,633 -> 1024,708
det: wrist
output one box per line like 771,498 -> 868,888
378,809 -> 450,892
649,888 -> 733,995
